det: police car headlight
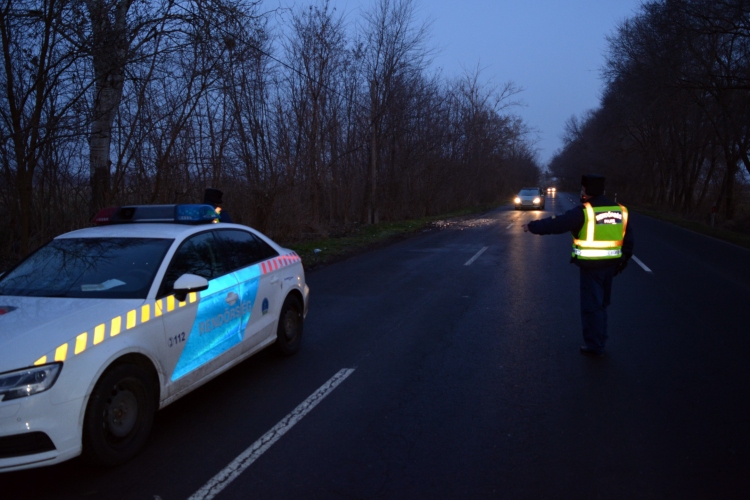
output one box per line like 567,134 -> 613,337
514,197 -> 521,204
0,363 -> 62,402
533,197 -> 541,204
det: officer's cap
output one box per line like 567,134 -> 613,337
204,188 -> 224,206
581,175 -> 605,196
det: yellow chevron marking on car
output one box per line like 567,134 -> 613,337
55,344 -> 68,362
127,310 -> 137,329
111,316 -> 122,337
75,333 -> 88,355
33,294 -> 200,365
94,324 -> 106,345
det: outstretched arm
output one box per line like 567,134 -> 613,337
523,207 -> 584,235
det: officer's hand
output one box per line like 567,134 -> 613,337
614,259 -> 628,276
522,223 -> 529,233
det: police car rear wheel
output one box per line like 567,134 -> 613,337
83,364 -> 156,466
275,295 -> 303,356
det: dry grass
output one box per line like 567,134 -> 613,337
283,206 -> 495,270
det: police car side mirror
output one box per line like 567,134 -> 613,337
173,273 -> 209,302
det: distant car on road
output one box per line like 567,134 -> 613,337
546,186 -> 556,193
514,187 -> 545,210
0,204 -> 309,472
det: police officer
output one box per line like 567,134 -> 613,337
522,175 -> 634,357
203,188 -> 233,223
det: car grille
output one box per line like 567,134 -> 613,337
0,432 -> 56,459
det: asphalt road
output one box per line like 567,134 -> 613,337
3,192 -> 749,499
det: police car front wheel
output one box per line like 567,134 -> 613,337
82,364 -> 156,466
275,295 -> 304,356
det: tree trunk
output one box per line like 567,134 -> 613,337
17,169 -> 32,257
89,86 -> 120,212
368,122 -> 379,224
366,79 -> 379,224
86,0 -> 131,214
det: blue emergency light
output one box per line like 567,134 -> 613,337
92,204 -> 220,225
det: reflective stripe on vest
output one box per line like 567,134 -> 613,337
571,203 -> 628,260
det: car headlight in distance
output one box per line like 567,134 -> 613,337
533,197 -> 541,204
514,197 -> 521,204
0,363 -> 62,402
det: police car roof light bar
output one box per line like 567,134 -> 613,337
92,207 -> 118,225
92,204 -> 220,225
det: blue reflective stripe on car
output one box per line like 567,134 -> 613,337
171,272 -> 246,381
233,265 -> 262,332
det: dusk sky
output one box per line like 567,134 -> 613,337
271,0 -> 645,167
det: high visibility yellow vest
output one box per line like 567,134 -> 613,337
572,203 -> 629,260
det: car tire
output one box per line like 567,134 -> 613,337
275,294 -> 304,356
82,364 -> 156,466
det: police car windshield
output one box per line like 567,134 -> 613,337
519,189 -> 539,196
0,238 -> 173,299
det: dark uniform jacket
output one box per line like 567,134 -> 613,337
527,195 -> 634,269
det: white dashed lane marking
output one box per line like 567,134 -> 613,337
464,246 -> 489,266
632,255 -> 653,273
188,368 -> 356,500
506,223 -> 513,229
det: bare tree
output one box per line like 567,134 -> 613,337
0,0 -> 85,256
551,0 -> 750,222
0,0 -> 543,267
281,0 -> 348,227
359,0 -> 431,224
81,0 -> 268,213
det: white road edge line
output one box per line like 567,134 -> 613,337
632,255 -> 653,273
464,246 -> 488,266
188,368 -> 356,500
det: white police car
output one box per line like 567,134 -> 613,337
0,204 -> 309,471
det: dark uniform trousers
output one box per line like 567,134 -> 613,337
579,265 -> 616,352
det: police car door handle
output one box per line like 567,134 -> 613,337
270,276 -> 280,284
225,292 -> 239,306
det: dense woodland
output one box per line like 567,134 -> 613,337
550,0 -> 750,230
0,0 -> 541,267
